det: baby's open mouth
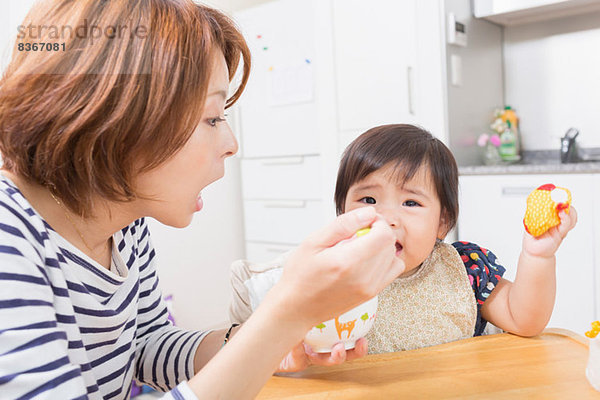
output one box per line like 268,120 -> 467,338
395,241 -> 403,256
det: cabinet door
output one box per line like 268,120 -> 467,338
241,156 -> 322,200
594,174 -> 600,323
458,174 -> 595,334
332,0 -> 418,136
234,0 -> 320,158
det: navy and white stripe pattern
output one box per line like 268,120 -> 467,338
0,175 -> 205,399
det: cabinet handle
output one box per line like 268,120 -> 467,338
263,200 -> 306,208
261,156 -> 304,166
407,66 -> 415,116
501,186 -> 535,196
266,246 -> 293,253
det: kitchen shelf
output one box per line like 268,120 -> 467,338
473,0 -> 600,26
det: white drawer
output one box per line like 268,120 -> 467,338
243,199 -> 323,244
245,242 -> 296,264
241,156 -> 321,200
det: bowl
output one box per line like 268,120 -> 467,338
304,296 -> 378,353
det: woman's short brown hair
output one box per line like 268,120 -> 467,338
334,124 -> 459,234
0,0 -> 250,216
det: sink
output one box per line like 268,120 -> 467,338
567,148 -> 600,163
577,153 -> 600,163
520,149 -> 600,165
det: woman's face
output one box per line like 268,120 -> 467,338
134,52 -> 238,227
343,163 -> 447,277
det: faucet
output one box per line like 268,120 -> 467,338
560,127 -> 580,163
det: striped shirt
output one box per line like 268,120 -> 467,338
0,174 -> 205,399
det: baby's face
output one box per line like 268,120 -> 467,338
344,164 -> 446,277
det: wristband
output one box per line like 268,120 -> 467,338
222,323 -> 239,348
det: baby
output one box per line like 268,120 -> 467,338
230,124 -> 577,354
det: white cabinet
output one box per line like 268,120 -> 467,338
235,0 -> 320,158
473,0 -> 600,26
234,0 -> 334,262
234,0 -> 442,262
458,174 -> 596,334
243,200 -> 323,244
245,242 -> 295,264
332,0 -> 418,135
594,175 -> 600,320
234,0 -> 454,261
240,156 -> 322,200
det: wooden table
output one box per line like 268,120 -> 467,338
257,329 -> 600,399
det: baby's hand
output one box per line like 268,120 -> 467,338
522,206 -> 578,259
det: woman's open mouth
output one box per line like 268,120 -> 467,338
395,241 -> 403,256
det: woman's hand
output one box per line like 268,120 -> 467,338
522,206 -> 578,259
265,206 -> 405,332
276,339 -> 368,373
189,207 -> 401,400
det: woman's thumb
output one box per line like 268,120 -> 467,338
307,207 -> 377,249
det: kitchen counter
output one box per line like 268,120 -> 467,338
459,150 -> 600,175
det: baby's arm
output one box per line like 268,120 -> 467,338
481,208 -> 578,336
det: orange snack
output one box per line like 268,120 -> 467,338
523,184 -> 571,237
586,321 -> 600,339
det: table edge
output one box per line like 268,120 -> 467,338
543,327 -> 589,347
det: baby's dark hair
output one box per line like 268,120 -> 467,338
334,124 -> 459,233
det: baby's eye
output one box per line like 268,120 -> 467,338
359,197 -> 376,205
403,200 -> 420,207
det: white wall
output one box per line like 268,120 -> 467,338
504,11 -> 600,150
0,1 -> 39,71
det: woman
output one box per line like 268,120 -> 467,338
0,1 -> 404,399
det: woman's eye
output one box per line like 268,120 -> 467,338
403,200 -> 420,207
207,115 -> 227,127
359,197 -> 376,205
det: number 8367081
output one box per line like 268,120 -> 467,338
17,42 -> 65,51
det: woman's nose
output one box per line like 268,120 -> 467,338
223,122 -> 239,158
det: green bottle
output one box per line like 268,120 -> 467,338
502,106 -> 522,160
499,120 -> 519,161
